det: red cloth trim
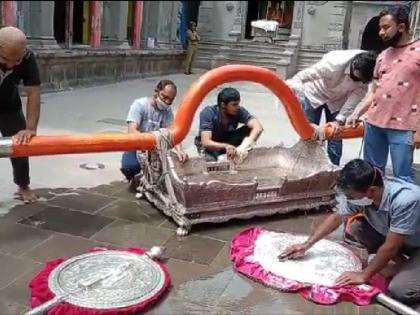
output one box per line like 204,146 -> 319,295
230,227 -> 389,305
28,247 -> 171,315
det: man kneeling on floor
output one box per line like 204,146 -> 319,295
120,79 -> 188,189
195,87 -> 264,163
279,159 -> 420,306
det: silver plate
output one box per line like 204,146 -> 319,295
48,251 -> 166,310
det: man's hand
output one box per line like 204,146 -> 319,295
278,243 -> 309,261
13,129 -> 36,145
233,137 -> 256,164
176,150 -> 189,163
335,271 -> 368,286
328,121 -> 343,138
345,113 -> 361,128
414,129 -> 420,150
225,144 -> 237,159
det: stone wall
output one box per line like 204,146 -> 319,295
33,49 -> 186,93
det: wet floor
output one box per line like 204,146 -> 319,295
0,181 -> 397,314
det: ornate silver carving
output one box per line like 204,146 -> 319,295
0,137 -> 13,158
250,231 -> 361,287
47,251 -> 166,309
137,132 -> 339,235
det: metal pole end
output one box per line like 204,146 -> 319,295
0,137 -> 13,158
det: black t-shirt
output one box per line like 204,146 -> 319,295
0,49 -> 41,112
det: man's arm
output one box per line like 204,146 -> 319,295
25,86 -> 41,131
201,130 -> 233,151
127,122 -> 139,134
345,83 -> 377,126
305,212 -> 344,247
14,86 -> 41,145
187,30 -> 195,41
279,211 -> 344,260
335,86 -> 367,124
246,117 -> 264,143
362,232 -> 405,280
14,50 -> 41,145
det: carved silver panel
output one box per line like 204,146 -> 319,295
48,251 -> 166,309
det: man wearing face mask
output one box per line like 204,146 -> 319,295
286,50 -> 377,166
120,80 -> 188,189
0,26 -> 41,204
279,159 -> 420,305
194,87 -> 264,163
346,5 -> 419,184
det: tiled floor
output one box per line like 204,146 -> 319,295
0,181 -> 397,315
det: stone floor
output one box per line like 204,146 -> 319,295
0,182 -> 396,315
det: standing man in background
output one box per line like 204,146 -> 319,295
0,26 -> 41,203
185,21 -> 200,75
347,5 -> 420,184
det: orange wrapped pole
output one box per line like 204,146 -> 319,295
0,65 -> 364,158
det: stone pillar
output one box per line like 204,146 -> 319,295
1,1 -> 17,27
132,1 -> 143,49
228,1 -> 244,42
197,1 -> 214,40
325,1 -> 347,51
101,1 -> 129,48
90,1 -> 102,48
291,1 -> 305,37
25,1 -> 59,48
156,1 -> 173,45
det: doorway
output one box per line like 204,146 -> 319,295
54,1 -> 90,46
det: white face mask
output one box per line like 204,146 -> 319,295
348,197 -> 374,207
156,98 -> 170,111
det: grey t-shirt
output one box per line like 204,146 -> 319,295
126,97 -> 174,132
337,177 -> 420,248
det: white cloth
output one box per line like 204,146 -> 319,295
251,19 -> 279,32
233,137 -> 255,164
287,50 -> 370,122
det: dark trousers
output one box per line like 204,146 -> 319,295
0,110 -> 30,187
195,126 -> 251,162
350,218 -> 420,305
120,151 -> 141,181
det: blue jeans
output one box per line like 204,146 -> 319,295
301,96 -> 342,166
120,151 -> 141,180
363,122 -> 415,184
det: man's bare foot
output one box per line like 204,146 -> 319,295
16,186 -> 38,204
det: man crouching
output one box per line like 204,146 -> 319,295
195,87 -> 263,164
279,159 -> 420,306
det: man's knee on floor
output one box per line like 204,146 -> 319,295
388,279 -> 420,305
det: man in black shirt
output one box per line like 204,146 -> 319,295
0,26 -> 41,203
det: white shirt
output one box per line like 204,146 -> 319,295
287,50 -> 370,122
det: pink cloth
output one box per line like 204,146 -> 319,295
367,39 -> 420,131
28,247 -> 171,315
230,227 -> 389,305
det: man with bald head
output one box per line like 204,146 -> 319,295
0,26 -> 41,203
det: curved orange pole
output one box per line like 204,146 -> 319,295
5,65 -> 363,158
170,65 -> 363,143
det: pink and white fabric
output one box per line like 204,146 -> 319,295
230,227 -> 389,305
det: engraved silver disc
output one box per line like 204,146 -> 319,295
250,231 -> 362,287
48,251 -> 166,309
